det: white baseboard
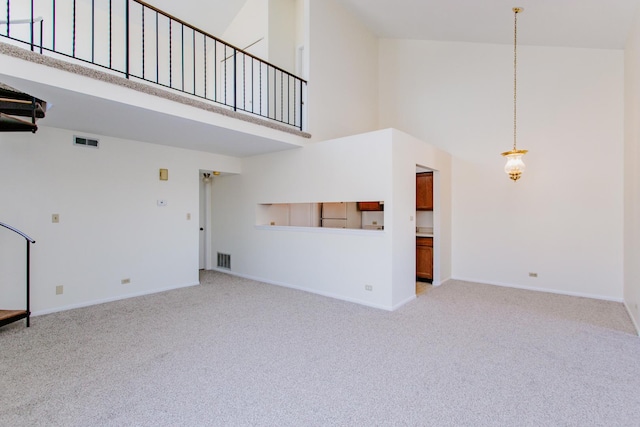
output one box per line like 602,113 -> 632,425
391,294 -> 416,311
623,301 -> 640,336
451,276 -> 624,303
433,276 -> 452,287
210,268 -> 396,311
32,281 -> 200,317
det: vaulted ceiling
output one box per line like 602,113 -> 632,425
336,0 -> 640,49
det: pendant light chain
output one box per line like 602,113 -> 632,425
513,8 -> 518,152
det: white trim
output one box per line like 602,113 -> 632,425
623,301 -> 640,336
32,281 -> 200,317
210,268 -> 396,311
451,276 -> 624,303
432,276 -> 451,287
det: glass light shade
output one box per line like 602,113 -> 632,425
501,149 -> 528,182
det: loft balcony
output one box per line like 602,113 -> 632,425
0,0 -> 309,156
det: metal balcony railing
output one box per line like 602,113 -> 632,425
0,0 -> 307,130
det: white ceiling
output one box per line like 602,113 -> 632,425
337,0 -> 640,49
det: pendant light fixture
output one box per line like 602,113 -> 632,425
501,7 -> 528,182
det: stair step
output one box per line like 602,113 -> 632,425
0,112 -> 38,132
0,98 -> 46,118
0,309 -> 28,328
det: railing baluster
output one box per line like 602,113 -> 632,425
168,19 -> 172,87
141,3 -> 145,79
203,36 -> 207,99
251,58 -> 254,113
155,11 -> 158,83
214,40 -> 217,102
52,0 -> 55,50
192,30 -> 196,95
91,0 -> 94,61
6,0 -> 9,38
108,0 -> 112,69
125,0 -> 129,78
233,48 -> 237,111
181,23 -> 184,91
30,0 -> 33,51
280,72 -> 283,123
72,0 -> 76,57
259,62 -> 262,116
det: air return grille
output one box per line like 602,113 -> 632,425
217,253 -> 231,269
74,135 -> 99,148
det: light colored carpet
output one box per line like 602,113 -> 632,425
1,271 -> 639,426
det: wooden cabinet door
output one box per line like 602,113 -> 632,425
357,202 -> 383,211
416,237 -> 433,280
416,172 -> 433,211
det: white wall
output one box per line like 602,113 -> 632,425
305,0 -> 379,141
222,0 -> 268,58
268,0 -> 297,73
209,129 -> 452,310
211,130 -> 393,308
624,10 -> 640,331
380,39 -> 624,301
0,126 -> 240,314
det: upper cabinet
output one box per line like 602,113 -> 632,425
416,172 -> 433,211
357,202 -> 384,211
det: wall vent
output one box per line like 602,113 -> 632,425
217,253 -> 231,269
74,135 -> 99,148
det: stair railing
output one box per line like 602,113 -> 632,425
0,222 -> 35,328
0,0 -> 307,130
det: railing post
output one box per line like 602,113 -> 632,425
26,241 -> 30,327
299,80 -> 303,131
233,48 -> 237,111
125,0 -> 130,79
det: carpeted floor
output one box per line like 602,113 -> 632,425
1,271 -> 639,426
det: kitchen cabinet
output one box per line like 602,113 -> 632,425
357,202 -> 383,211
416,172 -> 433,211
416,237 -> 433,281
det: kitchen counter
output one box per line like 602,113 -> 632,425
416,233 -> 433,238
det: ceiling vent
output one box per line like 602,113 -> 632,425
74,135 -> 99,148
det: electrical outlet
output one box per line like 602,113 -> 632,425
270,221 -> 275,226
365,285 -> 373,291
55,285 -> 63,295
121,278 -> 131,285
372,221 -> 377,225
52,214 -> 60,223
529,272 -> 538,278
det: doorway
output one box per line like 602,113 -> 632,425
199,171 -> 213,270
416,164 -> 437,295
